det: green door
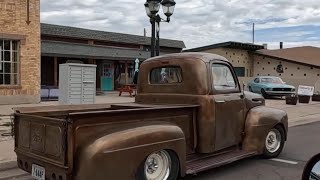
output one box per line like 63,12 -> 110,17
101,63 -> 114,91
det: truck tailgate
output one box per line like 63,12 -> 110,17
14,113 -> 67,167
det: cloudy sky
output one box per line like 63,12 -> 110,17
40,0 -> 320,49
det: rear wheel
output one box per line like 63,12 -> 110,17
262,125 -> 285,158
136,150 -> 179,180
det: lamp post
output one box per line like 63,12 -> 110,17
144,0 -> 176,57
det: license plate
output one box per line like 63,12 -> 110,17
31,164 -> 45,180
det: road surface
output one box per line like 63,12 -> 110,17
1,121 -> 320,180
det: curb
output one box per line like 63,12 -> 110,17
0,160 -> 17,172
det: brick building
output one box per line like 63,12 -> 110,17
0,0 -> 41,104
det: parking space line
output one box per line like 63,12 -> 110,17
270,158 -> 298,165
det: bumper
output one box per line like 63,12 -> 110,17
265,91 -> 295,96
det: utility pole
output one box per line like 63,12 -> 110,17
252,23 -> 255,44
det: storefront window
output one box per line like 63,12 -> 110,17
0,40 -> 19,85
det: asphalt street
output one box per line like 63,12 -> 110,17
1,121 -> 320,180
187,121 -> 320,180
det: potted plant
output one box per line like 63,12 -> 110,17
299,95 -> 311,104
312,91 -> 320,102
286,94 -> 298,105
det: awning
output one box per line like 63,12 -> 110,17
41,41 -> 162,60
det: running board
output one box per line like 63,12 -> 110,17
186,150 -> 257,174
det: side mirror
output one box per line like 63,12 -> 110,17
302,153 -> 320,180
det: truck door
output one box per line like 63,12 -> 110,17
211,63 -> 245,151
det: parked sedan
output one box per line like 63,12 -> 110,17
247,76 -> 295,98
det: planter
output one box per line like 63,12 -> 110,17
298,95 -> 311,104
286,95 -> 298,105
312,94 -> 320,102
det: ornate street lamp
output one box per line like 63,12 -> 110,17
161,0 -> 176,20
144,0 -> 176,57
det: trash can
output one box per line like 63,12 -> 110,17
286,94 -> 298,105
298,95 -> 311,104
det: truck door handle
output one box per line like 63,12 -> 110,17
252,98 -> 262,103
216,100 -> 225,103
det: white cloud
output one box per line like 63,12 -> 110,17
40,0 -> 320,49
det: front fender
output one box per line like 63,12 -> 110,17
75,124 -> 186,180
242,106 -> 288,154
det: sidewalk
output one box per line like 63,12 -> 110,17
0,92 -> 134,116
0,93 -> 135,164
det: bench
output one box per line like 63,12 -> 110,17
117,84 -> 137,97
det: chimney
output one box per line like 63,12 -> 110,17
280,42 -> 283,49
144,28 -> 147,37
263,43 -> 268,49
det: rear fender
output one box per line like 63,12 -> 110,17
75,124 -> 186,180
243,106 -> 288,154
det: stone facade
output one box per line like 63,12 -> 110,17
0,0 -> 40,104
203,47 -> 253,77
253,54 -> 320,79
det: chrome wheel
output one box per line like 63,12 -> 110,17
265,129 -> 281,153
144,150 -> 171,180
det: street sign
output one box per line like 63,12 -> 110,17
297,85 -> 315,96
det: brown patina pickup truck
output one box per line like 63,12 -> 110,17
14,53 -> 288,180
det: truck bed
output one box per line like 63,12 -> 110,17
14,103 -> 198,180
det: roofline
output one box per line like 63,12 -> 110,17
251,51 -> 320,68
183,41 -> 264,52
41,23 -> 186,48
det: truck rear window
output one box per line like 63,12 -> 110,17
150,67 -> 183,84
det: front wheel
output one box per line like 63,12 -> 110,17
262,125 -> 285,158
136,150 -> 180,180
261,89 -> 269,99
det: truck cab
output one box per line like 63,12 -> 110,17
14,53 -> 288,180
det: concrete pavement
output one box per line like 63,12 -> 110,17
0,93 -> 134,166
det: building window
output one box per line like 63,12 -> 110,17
297,67 -> 300,70
268,62 -> 270,64
257,62 -> 260,64
273,67 -> 276,70
291,74 -> 293,76
234,67 -> 245,77
263,57 -> 265,59
285,67 -> 288,70
268,74 -> 270,76
279,74 -> 281,76
257,74 -> 260,76
233,53 -> 235,55
0,40 -> 19,86
311,66 -> 313,69
318,74 -> 320,76
304,74 -> 307,76
226,52 -> 228,55
262,67 -> 265,70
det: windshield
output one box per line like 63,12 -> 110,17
260,77 -> 284,84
